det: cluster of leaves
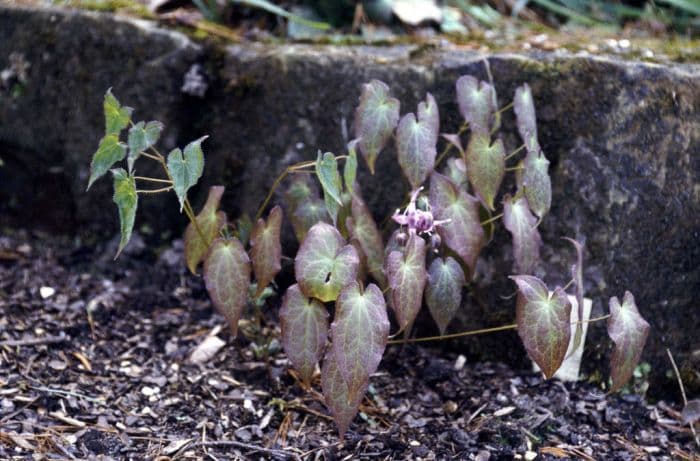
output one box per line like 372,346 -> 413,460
88,79 -> 650,437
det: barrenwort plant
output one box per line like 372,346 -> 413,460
87,76 -> 650,437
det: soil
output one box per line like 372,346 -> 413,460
0,230 -> 697,460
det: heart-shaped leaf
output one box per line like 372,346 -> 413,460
250,205 -> 283,297
354,80 -> 400,174
503,194 -> 541,275
344,140 -> 359,193
331,282 -> 389,401
347,192 -> 386,287
430,172 -> 484,274
425,256 -> 465,335
321,347 -> 366,438
291,198 -> 331,243
386,234 -> 427,332
167,136 -> 207,212
203,237 -> 251,336
563,237 -> 585,353
396,93 -> 439,189
285,175 -> 316,210
111,168 -> 137,258
607,292 -> 650,393
465,133 -> 505,211
88,134 -> 127,190
513,83 -> 537,142
127,120 -> 164,172
184,185 -> 227,275
519,140 -> 551,220
104,89 -> 132,136
279,284 -> 329,386
295,222 -> 359,302
455,76 -> 498,134
511,275 -> 572,379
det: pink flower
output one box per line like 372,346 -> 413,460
392,187 -> 450,249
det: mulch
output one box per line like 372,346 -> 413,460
0,230 -> 697,460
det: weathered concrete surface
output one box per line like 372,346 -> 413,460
1,4 -> 698,396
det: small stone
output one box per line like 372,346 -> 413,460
39,286 -> 55,299
493,406 -> 516,417
141,386 -> 160,397
48,359 -> 67,371
454,354 -> 466,371
409,440 -> 420,447
525,451 -> 537,460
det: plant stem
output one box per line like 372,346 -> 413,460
134,176 -> 172,184
254,160 -> 318,221
506,166 -> 525,172
136,186 -> 173,194
667,348 -> 700,448
388,314 -> 612,345
435,122 -> 469,169
505,143 -> 526,161
495,101 -> 514,116
480,213 -> 503,226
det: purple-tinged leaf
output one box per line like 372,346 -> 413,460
430,172 -> 484,275
203,237 -> 251,336
511,275 -> 572,379
503,194 -> 541,275
563,237 -> 585,353
513,83 -> 537,142
184,185 -> 227,275
386,235 -> 427,332
250,205 -> 283,297
396,94 -> 439,189
347,192 -> 386,287
425,256 -> 465,335
295,222 -> 359,302
441,133 -> 464,157
455,76 -> 498,135
465,133 -> 505,211
331,282 -> 389,401
279,284 -> 329,386
519,139 -> 551,220
344,140 -> 359,193
682,400 -> 700,425
321,348 -> 366,438
607,292 -> 650,393
354,80 -> 400,174
285,175 -> 316,210
111,168 -> 137,258
291,198 -> 332,243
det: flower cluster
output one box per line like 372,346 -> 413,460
392,187 -> 450,249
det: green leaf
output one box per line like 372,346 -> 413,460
285,175 -> 315,210
331,282 -> 389,402
396,93 -> 439,189
294,222 -> 359,303
607,292 -> 650,393
279,283 -> 329,386
87,134 -> 127,190
503,194 -> 541,275
167,136 -> 207,212
455,76 -> 498,135
315,151 -> 342,226
321,347 -> 366,438
425,256 -> 465,335
250,205 -> 283,297
430,172 -> 484,275
563,237 -> 585,354
344,140 -> 359,194
347,191 -> 386,287
103,89 -> 132,136
386,234 -> 427,332
111,168 -> 138,258
511,275 -> 572,379
290,197 -> 331,243
465,133 -> 505,211
184,185 -> 227,275
519,141 -> 551,220
203,237 -> 251,336
513,83 -> 537,142
354,80 -> 400,174
127,120 -> 164,172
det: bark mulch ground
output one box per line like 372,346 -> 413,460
0,230 -> 697,460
